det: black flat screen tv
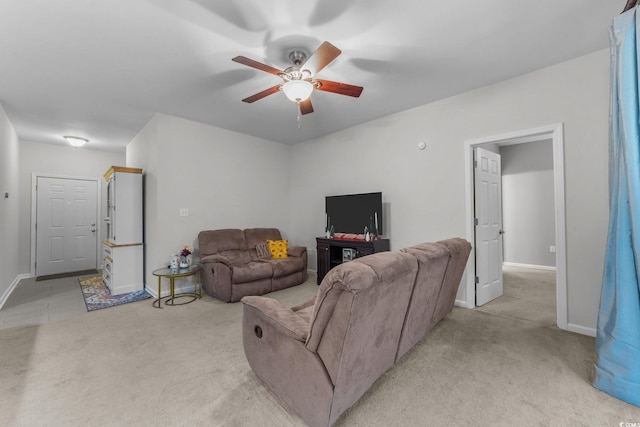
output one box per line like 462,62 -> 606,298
325,192 -> 383,235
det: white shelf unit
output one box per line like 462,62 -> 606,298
103,242 -> 144,294
103,166 -> 143,295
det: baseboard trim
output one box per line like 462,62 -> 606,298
568,323 -> 596,337
455,298 -> 474,309
503,262 -> 556,271
107,283 -> 145,296
0,273 -> 32,311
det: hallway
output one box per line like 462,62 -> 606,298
477,265 -> 556,327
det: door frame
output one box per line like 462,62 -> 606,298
462,123 -> 567,331
30,173 -> 102,277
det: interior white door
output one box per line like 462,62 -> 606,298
474,147 -> 504,306
36,177 -> 98,276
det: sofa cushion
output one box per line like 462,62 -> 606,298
268,239 -> 289,259
219,250 -> 252,266
306,251 -> 418,388
396,242 -> 451,361
245,228 -> 282,249
232,261 -> 274,284
198,229 -> 246,256
433,238 -> 472,323
271,256 -> 304,278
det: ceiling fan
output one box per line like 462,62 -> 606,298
232,41 -> 363,115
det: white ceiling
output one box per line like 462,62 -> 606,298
0,0 -> 624,152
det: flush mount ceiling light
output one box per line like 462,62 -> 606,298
282,79 -> 314,102
63,135 -> 89,148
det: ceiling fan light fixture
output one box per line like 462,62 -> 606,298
63,135 -> 89,148
282,80 -> 314,102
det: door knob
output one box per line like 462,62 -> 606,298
498,229 -> 505,235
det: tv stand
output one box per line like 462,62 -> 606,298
316,237 -> 390,284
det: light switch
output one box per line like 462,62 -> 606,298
179,208 -> 189,217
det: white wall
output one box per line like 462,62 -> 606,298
0,102 -> 21,306
124,50 -> 609,333
126,114 -> 292,293
501,140 -> 555,267
290,49 -> 610,332
17,141 -> 125,274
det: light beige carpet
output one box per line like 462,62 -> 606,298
1,274 -> 639,426
477,265 -> 557,326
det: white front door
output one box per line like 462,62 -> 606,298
36,177 -> 98,276
474,147 -> 504,306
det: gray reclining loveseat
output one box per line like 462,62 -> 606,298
198,228 -> 308,302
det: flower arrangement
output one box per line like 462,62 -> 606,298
178,245 -> 192,268
180,245 -> 192,257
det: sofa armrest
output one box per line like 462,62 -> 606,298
242,296 -> 335,426
200,257 -> 233,302
241,296 -> 310,342
291,297 -> 315,312
200,254 -> 232,267
288,245 -> 307,258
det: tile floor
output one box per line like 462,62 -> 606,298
0,275 -> 89,330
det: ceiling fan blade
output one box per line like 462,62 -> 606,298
299,98 -> 314,115
302,41 -> 341,75
315,79 -> 363,98
241,85 -> 281,103
232,56 -> 283,76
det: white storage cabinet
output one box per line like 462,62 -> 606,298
103,166 -> 144,295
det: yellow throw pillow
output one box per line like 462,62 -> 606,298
267,239 -> 288,259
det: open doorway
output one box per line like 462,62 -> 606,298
463,124 -> 568,331
479,140 -> 557,325
481,265 -> 557,325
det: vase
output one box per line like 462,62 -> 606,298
179,255 -> 189,268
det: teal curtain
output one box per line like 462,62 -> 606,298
594,8 -> 640,408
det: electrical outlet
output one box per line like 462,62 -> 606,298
179,208 -> 189,217
550,245 -> 556,253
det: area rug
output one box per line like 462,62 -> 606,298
78,275 -> 151,311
